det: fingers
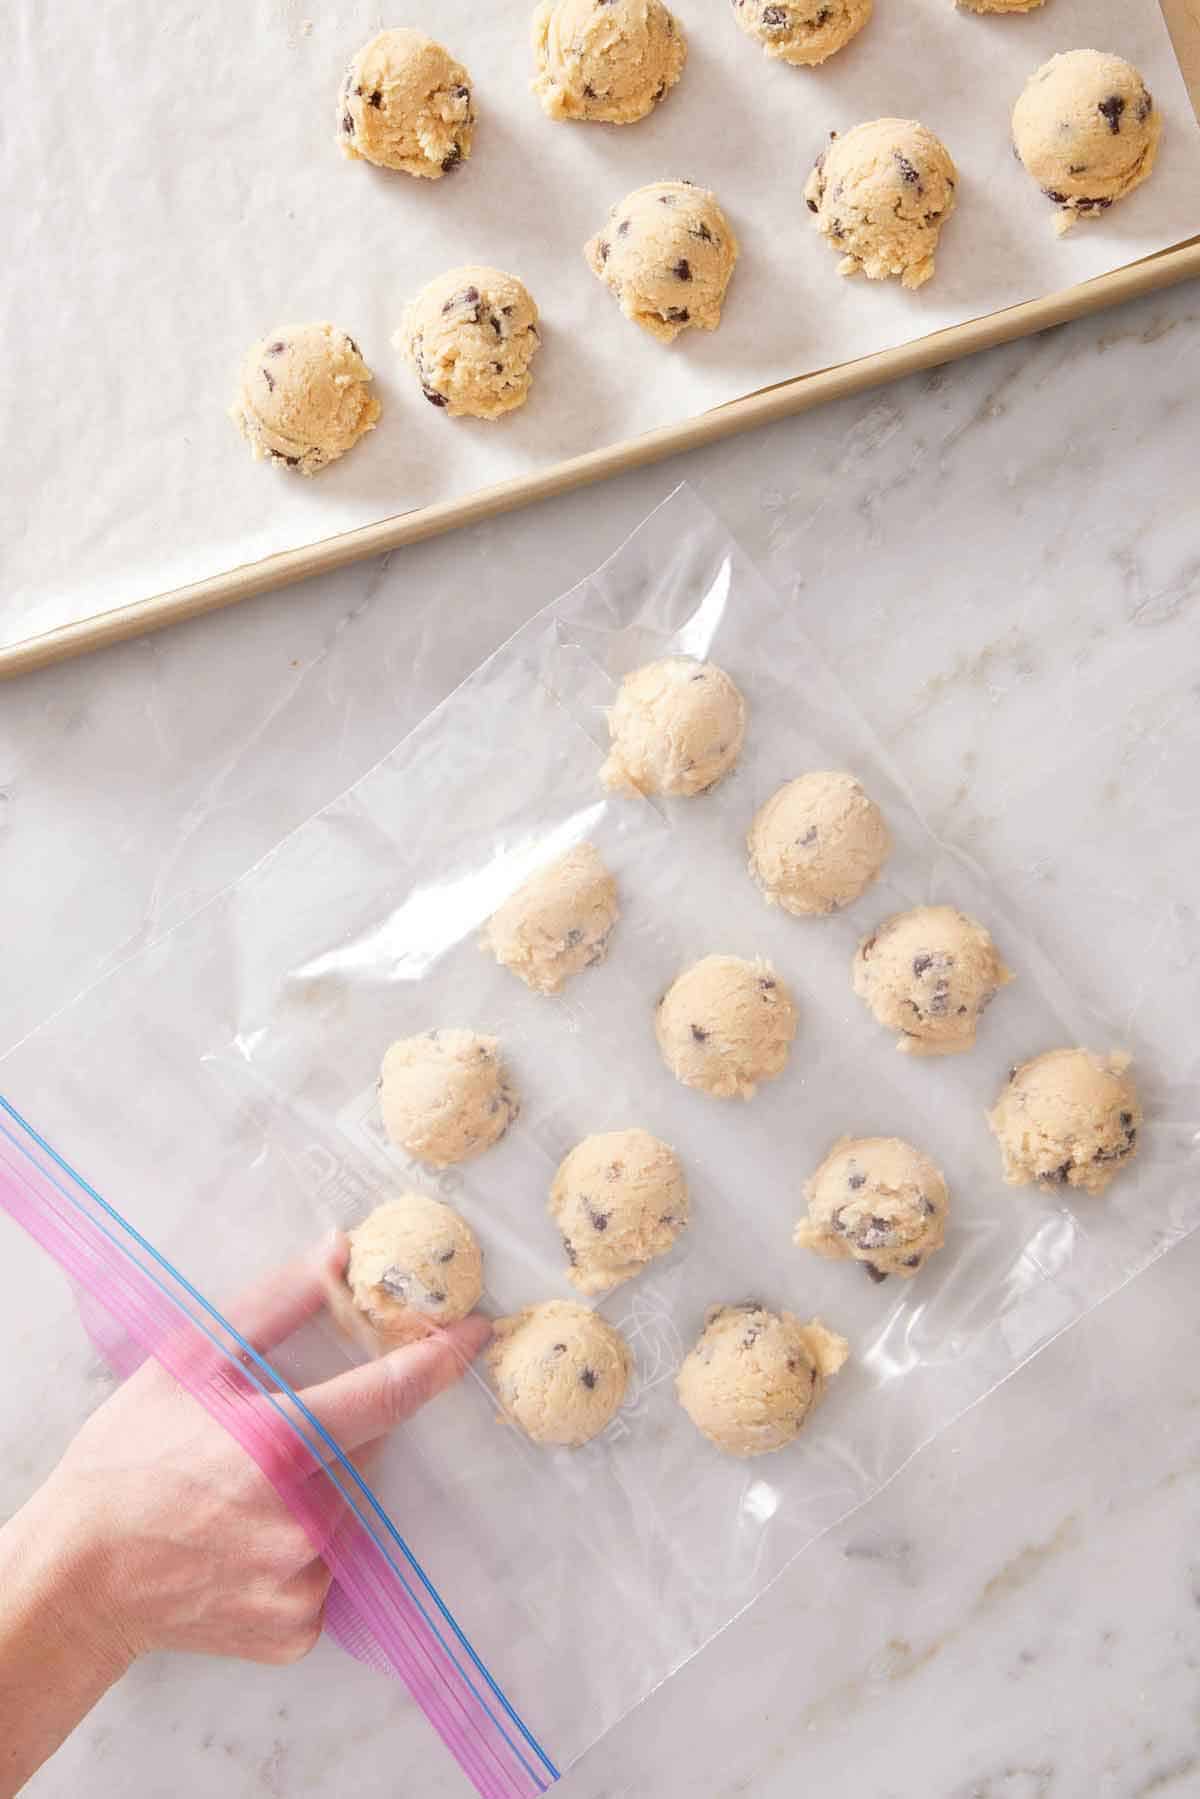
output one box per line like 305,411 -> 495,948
223,1232 -> 350,1357
296,1314 -> 492,1455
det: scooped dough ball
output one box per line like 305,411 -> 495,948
396,267 -> 541,419
337,1195 -> 483,1348
748,772 -> 891,916
487,1300 -> 632,1446
853,905 -> 1011,1055
549,1129 -> 688,1294
337,29 -> 475,178
796,1137 -> 948,1282
230,324 -> 380,475
657,956 -> 796,1099
988,1048 -> 1142,1195
601,657 -> 746,797
731,0 -> 872,67
1012,50 -> 1160,235
803,119 -> 958,290
533,0 -> 686,123
585,182 -> 739,343
482,843 -> 618,995
676,1303 -> 848,1458
379,1030 -> 519,1167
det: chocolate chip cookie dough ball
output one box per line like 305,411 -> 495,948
1012,50 -> 1160,235
396,267 -> 541,419
533,0 -> 686,123
585,181 -> 739,343
676,1304 -> 848,1457
379,1030 -> 519,1166
230,324 -> 380,474
748,772 -> 891,916
657,956 -> 797,1099
336,1195 -> 483,1348
601,657 -> 746,797
487,1300 -> 632,1446
731,0 -> 872,67
337,29 -> 474,178
482,843 -> 618,995
853,905 -> 1011,1055
803,119 -> 958,290
550,1128 -> 688,1294
796,1137 -> 948,1282
988,1048 -> 1142,1195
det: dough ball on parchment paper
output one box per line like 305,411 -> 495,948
585,182 -> 739,343
337,29 -> 475,178
1012,50 -> 1160,235
550,1128 -> 689,1294
656,955 -> 797,1099
230,324 -> 380,475
331,1195 -> 483,1350
852,905 -> 1012,1055
796,1136 -> 948,1282
532,0 -> 686,123
601,657 -> 746,796
988,1047 -> 1142,1195
748,772 -> 891,916
731,0 -> 872,67
487,1300 -> 633,1446
379,1030 -> 519,1167
803,119 -> 958,290
482,842 -> 618,995
676,1303 -> 848,1458
396,267 -> 541,419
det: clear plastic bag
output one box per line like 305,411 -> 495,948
2,485 -> 1196,1791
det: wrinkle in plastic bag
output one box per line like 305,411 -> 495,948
2,486 -> 1197,1786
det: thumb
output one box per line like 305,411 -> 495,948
297,1314 -> 492,1454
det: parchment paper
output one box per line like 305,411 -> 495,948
5,0 -> 1200,649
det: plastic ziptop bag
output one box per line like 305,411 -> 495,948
2,485 -> 1197,1792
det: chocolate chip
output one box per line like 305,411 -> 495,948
455,85 -> 470,100
691,1023 -> 709,1042
368,89 -> 382,108
860,934 -> 877,961
806,197 -> 819,214
436,1246 -> 456,1263
283,455 -> 300,467
815,4 -> 831,21
441,144 -> 462,173
1069,163 -> 1087,176
672,259 -> 692,281
381,1267 -> 410,1300
587,1208 -> 610,1232
551,1342 -> 567,1355
580,1367 -> 598,1390
759,977 -> 776,991
491,360 -> 503,373
799,826 -> 818,847
957,1005 -> 968,1015
786,1355 -> 800,1372
261,367 -> 275,391
427,1289 -> 446,1305
761,4 -> 788,27
583,82 -> 597,99
912,955 -> 933,977
422,385 -> 448,407
597,240 -> 610,263
1046,1161 -> 1073,1185
618,219 -> 631,237
565,927 -> 584,946
1119,1111 -> 1134,1128
1137,90 -> 1153,123
903,1255 -> 921,1269
865,1263 -> 888,1284
848,1172 -> 866,1190
894,152 -> 921,186
266,340 -> 286,355
741,1325 -> 761,1348
354,84 -> 363,97
657,192 -> 678,206
664,306 -> 690,323
653,81 -> 666,102
501,304 -> 515,315
691,220 -> 714,242
830,218 -> 845,242
928,980 -> 951,1018
562,1237 -> 578,1265
344,334 -> 361,356
1043,188 -> 1068,205
342,111 -> 354,134
1074,197 -> 1113,213
1098,94 -> 1126,134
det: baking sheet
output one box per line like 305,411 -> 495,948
5,0 -> 1200,651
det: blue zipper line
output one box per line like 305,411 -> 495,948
0,1096 -> 559,1790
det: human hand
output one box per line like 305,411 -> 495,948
20,1235 -> 490,1673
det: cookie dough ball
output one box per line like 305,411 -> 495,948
853,906 -> 1011,1055
338,1195 -> 483,1348
396,268 -> 541,419
657,956 -> 796,1099
585,182 -> 739,343
731,0 -> 872,67
337,29 -> 474,179
379,1030 -> 519,1167
230,324 -> 380,475
482,843 -> 618,995
487,1300 -> 632,1446
550,1129 -> 688,1294
1012,50 -> 1160,235
533,0 -> 686,123
803,119 -> 958,290
601,657 -> 746,797
676,1304 -> 848,1457
796,1137 -> 948,1282
748,772 -> 891,917
988,1048 -> 1141,1195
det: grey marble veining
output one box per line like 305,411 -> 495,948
3,277 -> 1200,1797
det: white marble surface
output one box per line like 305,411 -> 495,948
3,278 -> 1200,1797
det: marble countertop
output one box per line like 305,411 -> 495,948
3,276 -> 1200,1798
